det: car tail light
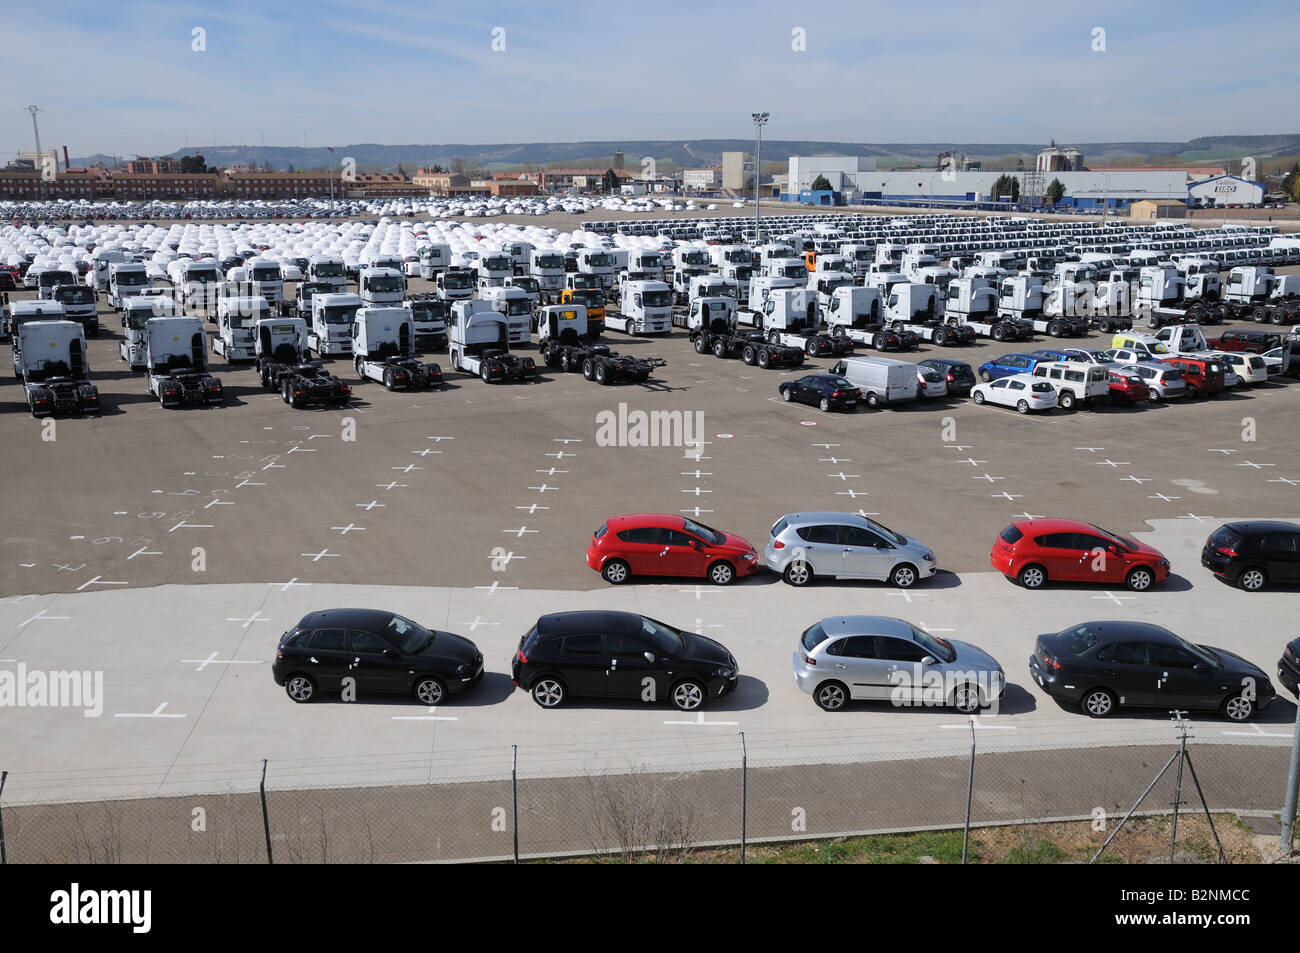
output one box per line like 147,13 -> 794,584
772,540 -> 785,549
946,372 -> 954,382
1286,646 -> 1296,662
1215,545 -> 1237,558
276,649 -> 283,659
801,652 -> 816,666
831,390 -> 843,397
516,648 -> 528,664
1041,654 -> 1062,672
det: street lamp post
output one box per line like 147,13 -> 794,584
328,146 -> 335,204
752,112 -> 768,242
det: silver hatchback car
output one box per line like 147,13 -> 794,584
1129,361 -> 1186,401
765,512 -> 937,588
793,616 -> 1005,712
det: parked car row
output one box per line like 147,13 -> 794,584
271,607 -> 1287,723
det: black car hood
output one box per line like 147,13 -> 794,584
410,631 -> 480,664
675,633 -> 734,668
1202,645 -> 1267,681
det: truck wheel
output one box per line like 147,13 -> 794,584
1187,306 -> 1204,323
1147,315 -> 1160,330
386,368 -> 400,390
560,352 -> 573,373
480,364 -> 491,383
713,339 -> 727,358
807,338 -> 822,357
866,391 -> 880,408
991,325 -> 1007,342
742,345 -> 756,365
694,335 -> 707,354
767,330 -> 779,345
1046,320 -> 1063,336
933,327 -> 948,346
757,348 -> 771,369
1252,306 -> 1268,323
872,332 -> 886,350
582,359 -> 595,380
1059,391 -> 1076,410
1097,318 -> 1112,334
1271,309 -> 1285,325
354,357 -> 363,376
281,380 -> 292,404
594,362 -> 609,385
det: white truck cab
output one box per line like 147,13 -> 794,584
121,296 -> 180,369
214,296 -> 271,361
482,286 -> 532,344
611,280 -> 673,335
359,267 -> 405,307
307,255 -> 347,292
108,262 -> 151,309
309,292 -> 363,356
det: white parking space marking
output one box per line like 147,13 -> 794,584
1236,460 -> 1274,469
411,449 -> 442,456
226,611 -> 271,628
504,526 -> 539,537
942,716 -> 1016,730
301,550 -> 340,562
535,468 -> 568,477
391,707 -> 458,722
1149,493 -> 1181,502
991,491 -> 1023,501
474,582 -> 517,594
182,652 -> 265,673
828,472 -> 859,481
168,520 -> 213,531
973,474 -> 1005,482
1268,477 -> 1300,486
1074,447 -> 1104,452
376,482 -> 407,490
76,576 -> 128,592
681,486 -> 712,496
203,498 -> 234,509
1222,723 -> 1290,738
1120,475 -> 1152,484
956,457 -> 987,466
270,579 -> 311,591
1096,459 -> 1130,468
332,524 -> 364,535
1092,592 -> 1136,607
680,507 -> 714,516
16,610 -> 69,630
664,711 -> 738,727
357,501 -> 386,510
461,617 -> 499,632
527,483 -> 557,493
1179,513 -> 1211,522
114,703 -> 186,719
679,585 -> 719,599
126,544 -> 163,560
836,489 -> 868,498
393,465 -> 424,473
1207,448 -> 1236,454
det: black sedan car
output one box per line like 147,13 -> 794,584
778,373 -> 862,412
511,610 -> 738,711
273,608 -> 483,704
1201,520 -> 1300,591
918,358 -> 977,397
1027,621 -> 1274,721
1279,639 -> 1300,698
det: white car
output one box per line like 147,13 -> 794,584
1213,351 -> 1266,386
970,373 -> 1057,414
1261,347 -> 1284,375
917,366 -> 948,398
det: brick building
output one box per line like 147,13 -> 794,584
126,156 -> 183,175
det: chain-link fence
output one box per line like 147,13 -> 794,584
1,726 -> 1294,864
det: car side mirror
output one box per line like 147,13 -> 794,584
643,652 -> 656,663
383,648 -> 399,659
921,656 -> 937,666
1192,662 -> 1210,673
692,540 -> 705,551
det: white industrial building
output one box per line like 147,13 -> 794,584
1187,174 -> 1265,207
782,154 -> 1190,210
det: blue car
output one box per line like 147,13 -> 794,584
978,353 -> 1043,382
1029,348 -> 1072,364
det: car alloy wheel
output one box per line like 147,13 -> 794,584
952,684 -> 980,714
973,390 -> 985,404
414,677 -> 445,706
602,559 -> 630,585
1059,391 -> 1075,409
1223,693 -> 1254,722
1016,400 -> 1030,414
783,561 -> 812,586
708,561 -> 735,585
781,388 -> 792,401
891,564 -> 917,588
819,397 -> 831,412
1126,567 -> 1153,591
980,369 -> 992,382
286,675 -> 315,703
672,680 -> 705,711
1019,565 -> 1046,589
1083,688 -> 1115,717
532,678 -> 565,708
1238,568 -> 1267,591
815,681 -> 847,711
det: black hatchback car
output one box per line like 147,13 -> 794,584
918,358 -> 977,397
273,609 -> 483,704
511,610 -> 738,710
778,373 -> 862,412
1201,520 -> 1300,591
1279,639 -> 1300,697
1027,620 -> 1274,721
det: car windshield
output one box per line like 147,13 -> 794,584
368,277 -> 403,292
322,306 -> 355,325
251,268 -> 280,281
862,518 -> 907,546
643,291 -> 672,308
682,518 -> 725,545
444,273 -> 471,288
537,255 -> 565,269
640,617 -> 684,654
1061,624 -> 1100,654
384,614 -> 432,653
1177,637 -> 1220,668
909,624 -> 956,663
314,263 -> 343,277
55,287 -> 94,304
118,273 -> 147,286
1091,525 -> 1138,551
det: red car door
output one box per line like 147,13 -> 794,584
661,527 -> 708,577
619,526 -> 665,575
1076,533 -> 1126,584
1034,532 -> 1081,581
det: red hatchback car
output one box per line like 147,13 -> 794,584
1105,368 -> 1149,405
588,514 -> 760,586
990,518 -> 1171,591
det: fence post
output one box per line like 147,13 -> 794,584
512,745 -> 519,865
962,719 -> 975,865
0,770 -> 7,865
259,759 -> 273,864
1281,699 -> 1300,857
739,731 -> 747,865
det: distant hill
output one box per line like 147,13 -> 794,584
70,135 -> 1300,173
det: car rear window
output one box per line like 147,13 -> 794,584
1208,526 -> 1243,550
520,624 -> 540,655
801,622 -> 828,652
999,524 -> 1023,544
1060,625 -> 1100,654
1031,381 -> 1054,393
593,522 -> 608,539
770,517 -> 788,538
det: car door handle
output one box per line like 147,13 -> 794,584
834,663 -> 847,669
309,656 -> 318,664
660,548 -> 669,555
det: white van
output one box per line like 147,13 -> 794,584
829,356 -> 919,408
1030,361 -> 1109,410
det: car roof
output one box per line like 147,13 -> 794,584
1074,621 -> 1176,644
1222,520 -> 1300,535
816,616 -> 915,639
1010,517 -> 1097,534
536,610 -> 638,637
778,511 -> 881,529
296,608 -> 401,630
605,513 -> 685,531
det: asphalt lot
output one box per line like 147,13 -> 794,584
0,517 -> 1296,805
2,274 -> 1299,597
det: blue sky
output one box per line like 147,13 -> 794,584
3,0 -> 1297,160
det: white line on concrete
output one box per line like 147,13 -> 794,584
17,610 -> 70,630
114,703 -> 186,719
76,577 -> 128,592
391,707 -> 458,722
664,711 -> 738,726
181,652 -> 265,672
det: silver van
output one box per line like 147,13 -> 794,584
829,356 -> 919,407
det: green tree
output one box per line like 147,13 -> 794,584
1046,178 -> 1065,205
179,153 -> 207,174
810,174 -> 833,192
992,174 -> 1020,202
